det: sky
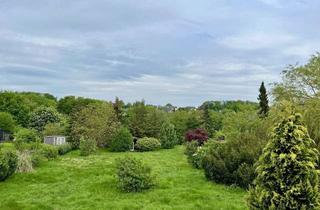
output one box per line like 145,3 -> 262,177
0,0 -> 320,106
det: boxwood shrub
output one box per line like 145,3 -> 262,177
135,137 -> 161,152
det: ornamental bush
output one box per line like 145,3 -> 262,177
0,149 -> 18,181
79,137 -> 97,156
247,114 -> 320,209
160,122 -> 178,149
135,137 -> 161,152
115,156 -> 155,192
185,128 -> 208,145
110,127 -> 133,152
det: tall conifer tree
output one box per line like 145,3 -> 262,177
248,114 -> 320,209
258,82 -> 269,117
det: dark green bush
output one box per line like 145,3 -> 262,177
39,144 -> 58,160
110,127 -> 133,152
79,137 -> 96,156
115,156 -> 155,192
57,143 -> 72,155
160,122 -> 178,149
0,149 -> 18,181
135,137 -> 161,152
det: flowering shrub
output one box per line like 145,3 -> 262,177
185,128 -> 208,145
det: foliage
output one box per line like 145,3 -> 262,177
110,127 -> 133,152
160,121 -> 178,149
79,137 -> 97,156
0,149 -> 18,181
57,143 -> 72,155
185,128 -> 209,145
0,112 -> 16,133
57,96 -> 101,115
43,123 -> 67,136
115,156 -> 155,192
0,91 -> 57,127
16,151 -> 33,173
113,97 -> 126,124
0,91 -> 30,127
127,101 -> 148,138
39,144 -> 59,160
202,104 -> 215,137
184,141 -> 208,168
272,53 -> 320,103
201,113 -> 271,189
135,137 -> 161,152
29,107 -> 61,132
14,128 -> 40,151
70,102 -> 119,148
144,107 -> 167,138
257,82 -> 269,118
247,114 -> 320,209
30,151 -> 45,168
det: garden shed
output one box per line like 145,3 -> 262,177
44,136 -> 66,145
0,128 -> 10,142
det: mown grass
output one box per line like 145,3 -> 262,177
0,146 -> 247,210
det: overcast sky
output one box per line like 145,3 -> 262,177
0,0 -> 319,106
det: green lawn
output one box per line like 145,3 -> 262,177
0,146 -> 247,210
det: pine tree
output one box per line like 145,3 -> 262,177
258,82 -> 269,117
247,113 -> 320,210
113,97 -> 125,123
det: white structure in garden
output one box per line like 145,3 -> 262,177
44,136 -> 66,145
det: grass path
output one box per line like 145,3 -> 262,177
0,146 -> 247,210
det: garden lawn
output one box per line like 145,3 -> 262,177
0,146 -> 247,210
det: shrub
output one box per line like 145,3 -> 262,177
16,151 -> 33,173
79,137 -> 97,156
14,128 -> 41,151
57,143 -> 72,155
185,128 -> 208,145
0,149 -> 18,181
247,114 -> 320,209
185,140 -> 212,169
135,137 -> 161,152
39,144 -> 58,160
160,122 -> 178,149
110,127 -> 133,152
115,156 -> 155,192
30,151 -> 45,168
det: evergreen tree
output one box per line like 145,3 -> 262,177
247,113 -> 320,210
113,97 -> 125,123
258,82 -> 269,117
